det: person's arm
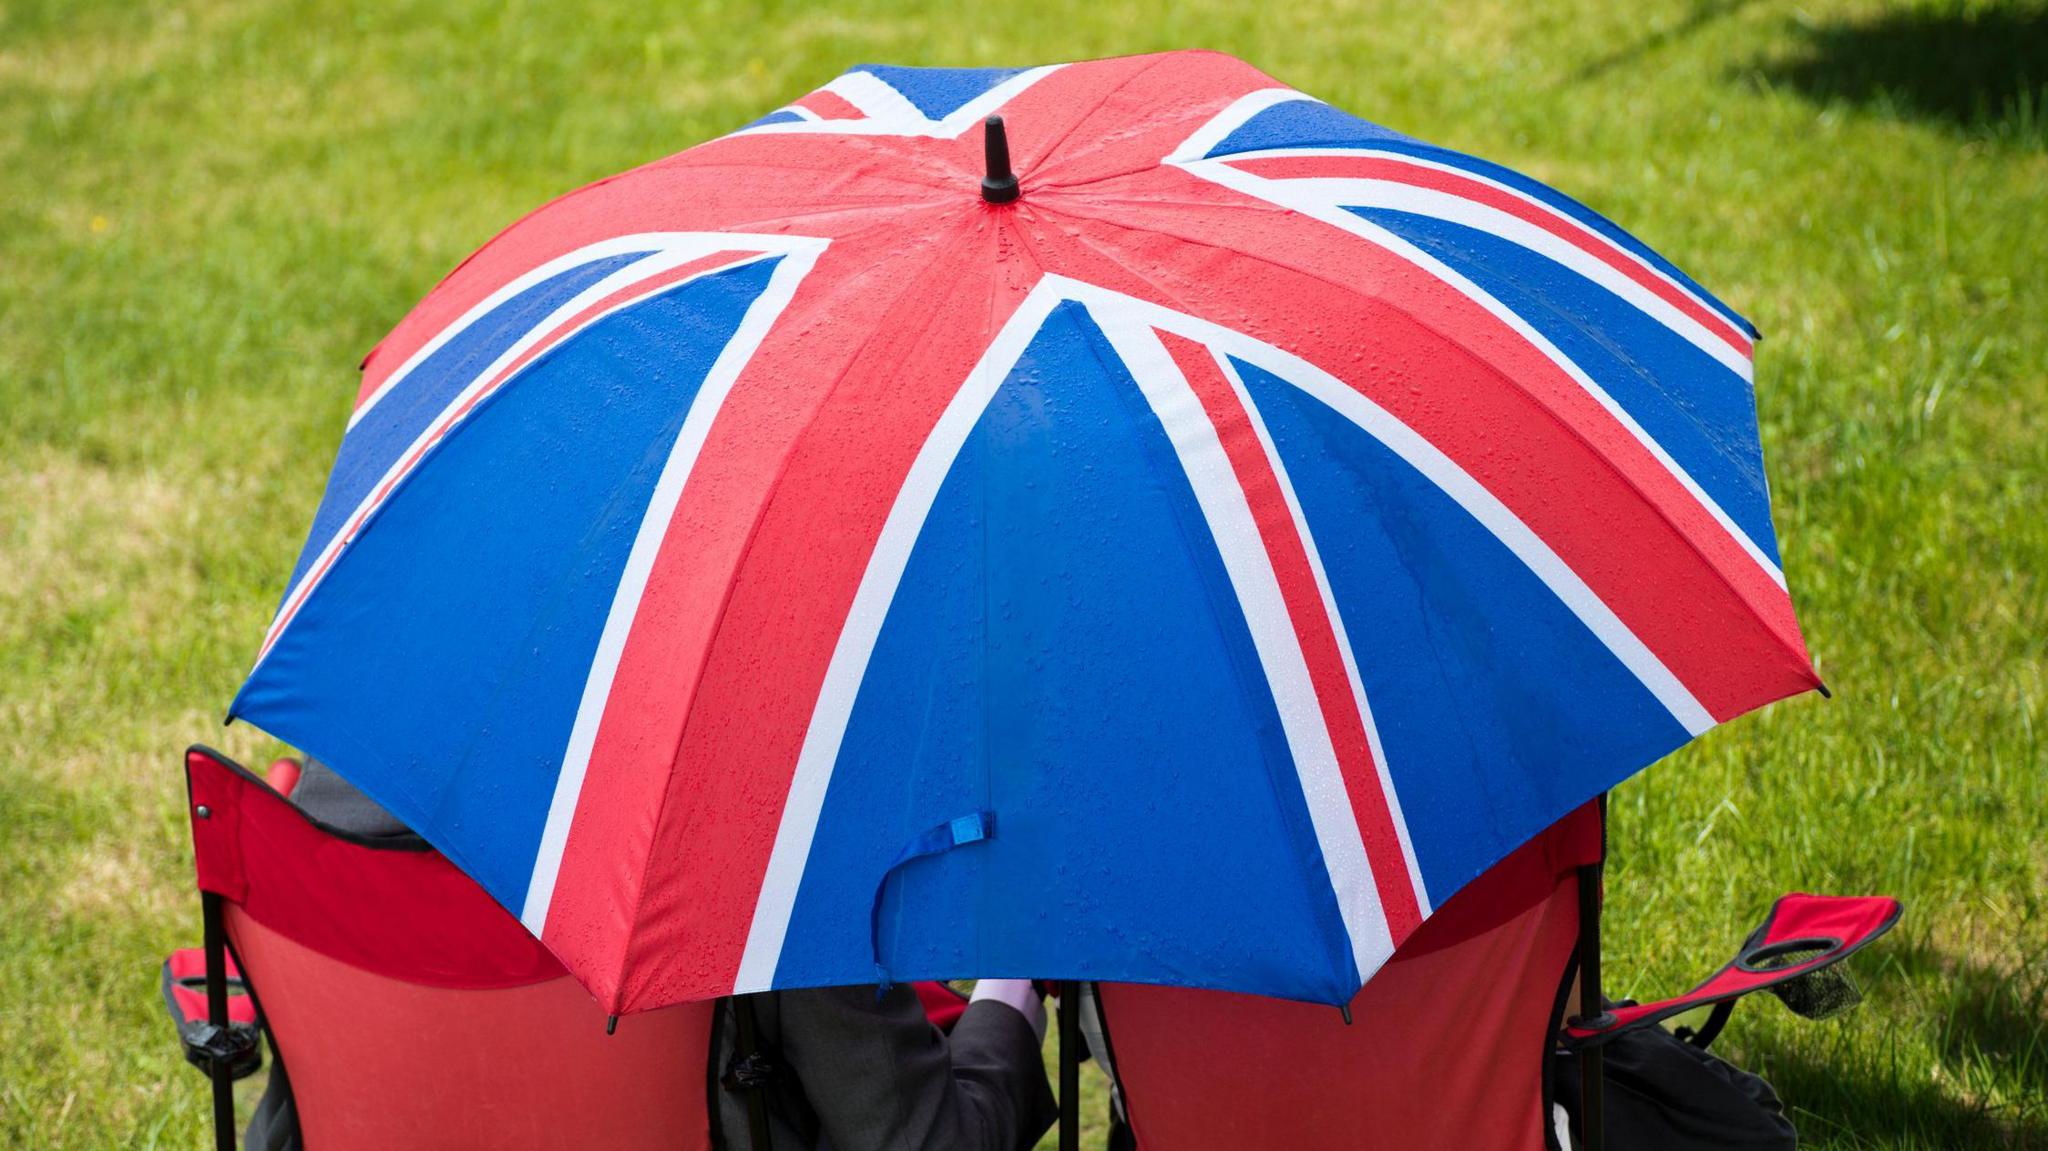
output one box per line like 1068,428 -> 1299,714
966,979 -> 1047,1041
775,983 -> 1057,1151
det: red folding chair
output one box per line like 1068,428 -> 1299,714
170,745 -> 714,1150
1090,802 -> 1899,1150
1092,803 -> 1598,1150
163,746 -> 989,1149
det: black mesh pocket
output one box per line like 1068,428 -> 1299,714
1742,940 -> 1864,1020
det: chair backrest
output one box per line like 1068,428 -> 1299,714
185,746 -> 712,1150
1095,803 -> 1599,1151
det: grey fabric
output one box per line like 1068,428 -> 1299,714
287,758 -> 418,841
713,986 -> 1057,1151
241,1039 -> 299,1151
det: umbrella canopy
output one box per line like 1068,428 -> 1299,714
231,51 -> 1819,1014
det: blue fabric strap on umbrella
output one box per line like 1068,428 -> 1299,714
871,811 -> 996,991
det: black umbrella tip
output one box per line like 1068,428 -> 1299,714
605,1014 -> 619,1036
981,115 -> 1020,204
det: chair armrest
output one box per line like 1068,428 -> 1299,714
1565,893 -> 1901,1049
160,948 -> 263,1079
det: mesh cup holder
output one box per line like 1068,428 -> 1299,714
1739,936 -> 1863,1020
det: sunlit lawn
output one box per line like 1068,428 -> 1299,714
1,0 -> 2042,1146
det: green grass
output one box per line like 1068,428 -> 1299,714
1,0 -> 2043,1146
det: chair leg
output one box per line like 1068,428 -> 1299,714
1575,865 -> 1605,1151
202,892 -> 236,1151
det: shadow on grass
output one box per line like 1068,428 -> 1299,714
1767,1047 -> 2038,1149
1571,0 -> 1758,81
1885,936 -> 2046,1091
1745,936 -> 2048,1148
1753,5 -> 2048,147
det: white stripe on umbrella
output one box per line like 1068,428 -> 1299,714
1213,349 -> 1432,919
520,238 -> 827,933
731,281 -> 1065,992
1051,276 -> 1720,738
1248,170 -> 1753,377
1175,153 -> 1787,591
260,235 -> 822,668
1167,89 -> 1751,344
1095,307 -> 1398,981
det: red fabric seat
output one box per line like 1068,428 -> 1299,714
1095,804 -> 1601,1151
183,746 -> 713,1150
229,914 -> 709,1149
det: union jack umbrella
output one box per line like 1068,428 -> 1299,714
230,51 -> 1820,1015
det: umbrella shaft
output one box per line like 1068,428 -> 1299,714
1059,981 -> 1080,1151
